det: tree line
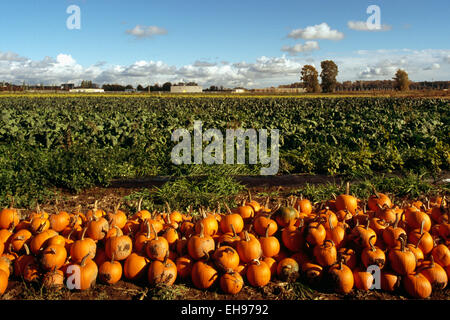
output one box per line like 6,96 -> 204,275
298,61 -> 432,93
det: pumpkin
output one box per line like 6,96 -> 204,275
134,220 -> 154,254
281,220 -> 304,252
328,258 -> 354,294
217,224 -> 241,248
0,207 -> 20,230
274,205 -> 298,228
382,213 -> 406,248
304,220 -> 326,246
176,255 -> 193,279
236,200 -> 255,222
85,200 -> 105,221
220,270 -> 244,294
66,254 -> 98,290
86,215 -> 109,241
408,220 -> 434,256
29,229 -> 58,255
29,216 -> 50,234
369,217 -> 388,236
350,217 -> 377,248
213,245 -> 240,272
195,210 -> 219,237
276,257 -> 299,281
0,256 -> 12,278
403,272 -> 432,299
246,259 -> 271,287
40,244 -> 67,271
13,243 -> 35,277
162,227 -> 179,250
295,196 -> 313,216
368,189 -> 392,213
361,235 -> 386,269
405,208 -> 432,232
123,252 -> 150,281
148,254 -> 177,286
49,210 -> 71,232
335,183 -> 358,215
236,231 -> 262,263
418,256 -> 448,289
353,267 -> 375,291
262,256 -> 277,278
106,203 -> 128,230
0,269 -> 8,295
191,259 -> 218,290
105,226 -> 132,261
70,227 -> 97,263
380,271 -> 400,292
325,216 -> 346,249
431,243 -> 450,268
220,205 -> 244,234
337,247 -> 357,270
9,229 -> 32,253
301,261 -> 323,284
146,224 -> 169,262
259,224 -> 280,258
313,239 -> 337,267
387,235 -> 416,275
187,223 -> 215,260
42,269 -> 65,290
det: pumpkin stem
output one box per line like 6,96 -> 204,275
419,219 -> 425,235
23,243 -> 31,256
365,215 -> 370,230
416,232 -> 425,249
137,197 -> 143,213
244,230 -> 250,242
328,214 -> 334,230
345,182 -> 350,195
231,224 -> 237,238
265,223 -> 271,238
151,223 -> 158,240
247,189 -> 252,202
81,227 -> 88,240
399,234 -> 406,252
199,221 -> 205,238
114,225 -> 122,237
372,186 -> 380,199
223,202 -> 232,215
369,235 -> 376,252
265,196 -> 270,209
80,253 -> 90,268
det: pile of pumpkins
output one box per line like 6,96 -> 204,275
0,186 -> 449,299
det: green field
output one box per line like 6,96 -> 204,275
0,95 -> 449,206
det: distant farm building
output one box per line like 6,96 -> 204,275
69,88 -> 105,93
170,85 -> 203,93
232,88 -> 247,93
252,87 -> 306,94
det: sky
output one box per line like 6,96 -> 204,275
0,0 -> 449,88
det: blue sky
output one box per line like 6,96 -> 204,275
0,0 -> 449,87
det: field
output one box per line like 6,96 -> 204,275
0,94 -> 449,301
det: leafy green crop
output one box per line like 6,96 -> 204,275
0,96 -> 448,206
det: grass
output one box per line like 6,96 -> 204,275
288,172 -> 450,203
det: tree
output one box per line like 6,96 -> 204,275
80,80 -> 93,88
393,69 -> 410,91
162,82 -> 172,91
320,60 -> 338,93
300,65 -> 321,93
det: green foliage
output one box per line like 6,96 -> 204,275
0,96 -> 448,206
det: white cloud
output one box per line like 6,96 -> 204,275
288,23 -> 344,40
0,51 -> 27,62
281,41 -> 320,56
125,25 -> 168,39
423,63 -> 441,70
1,49 -> 450,89
347,21 -> 392,31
